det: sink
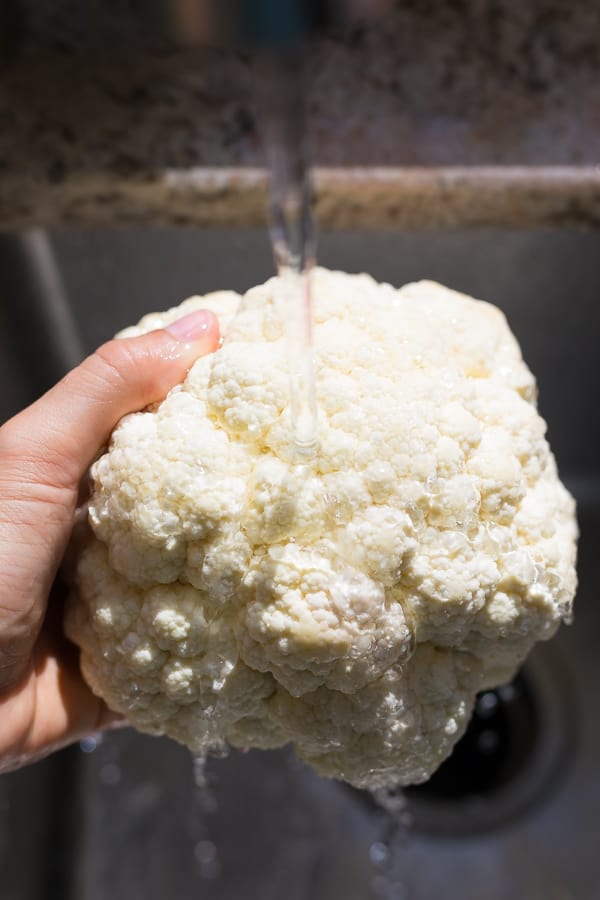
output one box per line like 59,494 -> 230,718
0,227 -> 598,900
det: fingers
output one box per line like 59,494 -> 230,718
0,309 -> 220,693
0,309 -> 220,489
0,629 -> 127,774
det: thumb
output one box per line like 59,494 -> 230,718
0,308 -> 219,690
2,308 -> 220,489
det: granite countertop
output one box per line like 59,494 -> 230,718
2,0 -> 600,229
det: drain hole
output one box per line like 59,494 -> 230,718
404,646 -> 575,836
407,673 -> 538,803
357,644 -> 575,837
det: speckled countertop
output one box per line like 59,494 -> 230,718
2,0 -> 600,229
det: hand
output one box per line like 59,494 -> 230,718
0,310 -> 220,772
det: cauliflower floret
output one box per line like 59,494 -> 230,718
237,542 -> 412,696
66,269 -> 577,789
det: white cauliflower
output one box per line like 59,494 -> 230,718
66,269 -> 577,789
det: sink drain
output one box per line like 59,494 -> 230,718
409,672 -> 537,803
403,644 -> 576,836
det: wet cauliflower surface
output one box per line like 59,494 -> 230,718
66,269 -> 577,789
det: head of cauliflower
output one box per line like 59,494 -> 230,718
66,269 -> 577,789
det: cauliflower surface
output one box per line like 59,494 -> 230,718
66,269 -> 577,789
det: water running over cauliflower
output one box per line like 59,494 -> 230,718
66,269 -> 577,789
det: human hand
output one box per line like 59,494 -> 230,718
0,309 -> 220,772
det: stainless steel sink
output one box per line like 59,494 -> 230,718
1,227 -> 598,900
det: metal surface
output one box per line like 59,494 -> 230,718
0,227 -> 599,899
3,2 -> 600,228
0,231 -> 83,419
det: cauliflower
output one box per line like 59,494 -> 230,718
66,269 -> 577,789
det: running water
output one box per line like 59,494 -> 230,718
369,786 -> 414,900
259,50 -> 318,458
189,752 -> 221,880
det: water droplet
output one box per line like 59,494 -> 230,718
372,785 -> 410,818
80,734 -> 103,754
476,691 -> 499,718
499,683 -> 517,703
368,786 -> 413,898
477,729 -> 500,755
192,753 -> 208,789
194,840 -> 217,864
369,841 -> 391,868
425,474 -> 438,494
198,858 -> 221,881
324,492 -> 345,523
199,790 -> 219,815
208,742 -> 230,760
190,752 -> 219,814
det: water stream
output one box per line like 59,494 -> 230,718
369,787 -> 414,900
190,752 -> 221,881
259,49 -> 318,459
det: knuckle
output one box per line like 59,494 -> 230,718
0,418 -> 18,456
0,413 -> 37,467
86,339 -> 146,394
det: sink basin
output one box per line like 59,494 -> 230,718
0,227 -> 598,900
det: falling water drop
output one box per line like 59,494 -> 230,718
192,752 -> 208,789
369,841 -> 391,868
194,839 -> 222,881
80,733 -> 103,754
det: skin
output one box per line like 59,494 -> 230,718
0,309 -> 220,773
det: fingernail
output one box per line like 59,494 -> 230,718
166,309 -> 213,342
